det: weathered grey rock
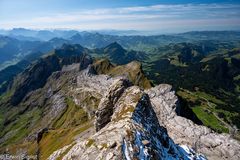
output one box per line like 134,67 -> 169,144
50,86 -> 205,160
147,84 -> 240,160
62,63 -> 80,72
95,78 -> 131,131
48,144 -> 72,160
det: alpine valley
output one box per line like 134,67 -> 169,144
0,29 -> 240,160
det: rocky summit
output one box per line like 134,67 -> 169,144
48,73 -> 240,160
0,44 -> 239,160
55,81 -> 205,160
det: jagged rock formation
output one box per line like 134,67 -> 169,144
55,84 -> 205,160
147,84 -> 240,160
48,74 -> 240,160
95,78 -> 131,131
9,44 -> 92,105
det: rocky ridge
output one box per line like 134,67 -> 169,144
0,45 -> 239,159
48,66 -> 240,160
148,84 -> 240,160
50,81 -> 205,160
0,46 -> 152,159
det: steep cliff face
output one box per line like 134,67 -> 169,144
8,44 -> 93,106
10,55 -> 61,105
48,73 -> 240,160
147,84 -> 240,160
95,78 -> 131,131
49,80 -> 206,160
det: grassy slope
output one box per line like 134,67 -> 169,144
192,106 -> 229,133
39,98 -> 93,159
177,89 -> 229,133
0,96 -> 94,159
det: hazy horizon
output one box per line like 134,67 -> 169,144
1,28 -> 240,35
1,0 -> 240,33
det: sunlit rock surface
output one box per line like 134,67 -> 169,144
49,79 -> 207,160
147,84 -> 240,160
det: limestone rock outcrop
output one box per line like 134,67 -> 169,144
147,84 -> 240,160
49,78 -> 206,160
95,78 -> 131,131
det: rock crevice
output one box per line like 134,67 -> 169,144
95,78 -> 131,131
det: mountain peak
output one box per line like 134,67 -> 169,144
8,44 -> 92,105
70,33 -> 82,40
56,44 -> 86,57
60,43 -> 84,49
104,42 -> 124,50
103,42 -> 126,60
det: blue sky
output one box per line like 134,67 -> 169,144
0,0 -> 240,33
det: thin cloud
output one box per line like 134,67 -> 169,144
0,3 -> 239,31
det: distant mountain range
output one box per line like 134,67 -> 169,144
1,28 -> 240,41
1,29 -> 240,70
0,42 -> 146,95
0,28 -> 148,41
0,30 -> 240,140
